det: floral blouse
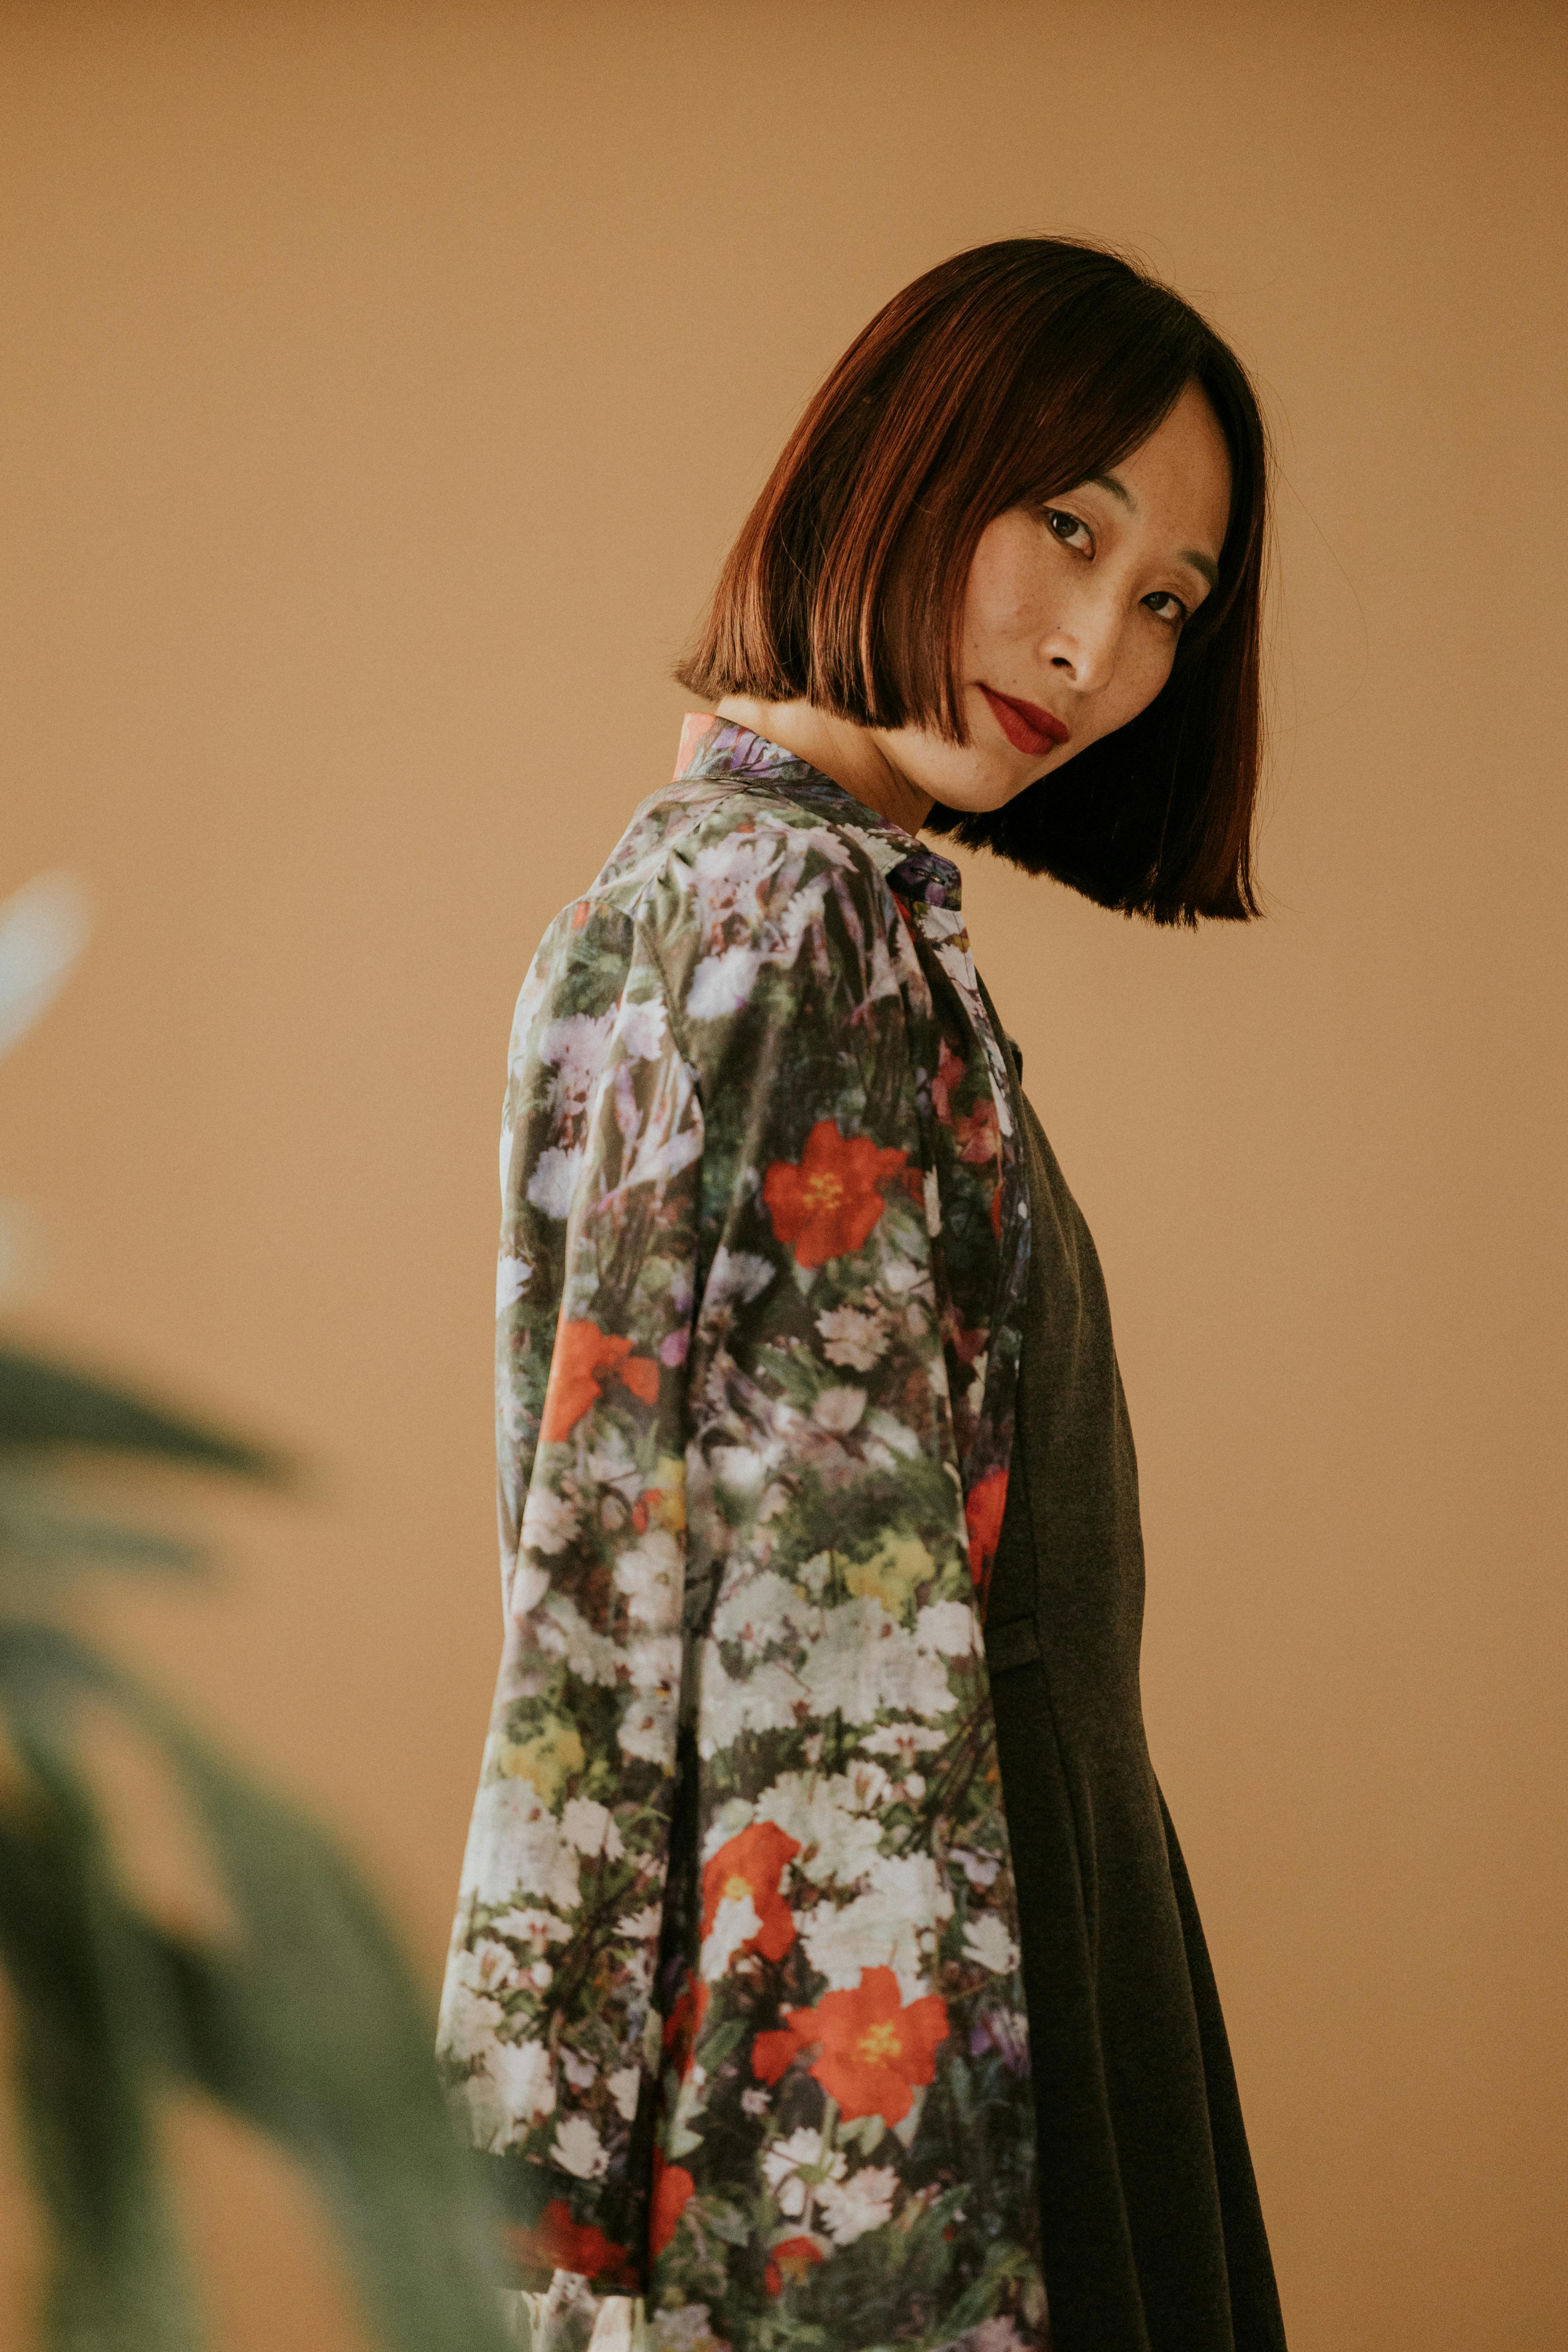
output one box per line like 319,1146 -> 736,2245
438,718 -> 1047,2352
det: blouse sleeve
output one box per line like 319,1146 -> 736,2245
437,900 -> 702,2303
440,812 -> 972,2347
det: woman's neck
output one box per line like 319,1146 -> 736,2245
713,697 -> 933,838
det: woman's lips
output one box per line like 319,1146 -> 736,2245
980,686 -> 1071,757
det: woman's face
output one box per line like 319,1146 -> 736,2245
881,379 -> 1234,813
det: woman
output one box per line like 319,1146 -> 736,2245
438,239 -> 1289,2352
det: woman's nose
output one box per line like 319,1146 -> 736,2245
1043,594 -> 1120,694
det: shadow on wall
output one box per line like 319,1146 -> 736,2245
0,874 -> 510,2352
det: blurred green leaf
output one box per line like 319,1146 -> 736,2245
0,1622 -> 513,2352
0,1720 -> 201,2351
0,1326 -> 513,2352
0,1483 -> 204,1587
0,1348 -> 287,1479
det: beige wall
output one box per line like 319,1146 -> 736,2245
2,3 -> 1564,2345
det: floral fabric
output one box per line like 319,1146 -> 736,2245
439,719 -> 1044,2351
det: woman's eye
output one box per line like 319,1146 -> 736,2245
1143,590 -> 1188,626
1045,507 -> 1092,552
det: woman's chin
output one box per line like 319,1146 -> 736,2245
926,759 -> 1053,815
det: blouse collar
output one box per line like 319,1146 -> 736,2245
673,714 -> 964,911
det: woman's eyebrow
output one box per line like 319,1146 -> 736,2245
1085,474 -> 1219,591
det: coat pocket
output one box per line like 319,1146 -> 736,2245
984,1613 -> 1042,1674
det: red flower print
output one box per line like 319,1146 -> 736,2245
662,1976 -> 710,2079
750,2024 -> 805,2085
954,1097 -> 1000,1168
540,1319 -> 661,1441
932,1039 -> 967,1124
764,2235 -> 826,2296
508,2201 -> 639,2290
762,1120 -> 908,1269
701,1821 -> 801,1964
650,2149 -> 696,2261
784,1966 -> 949,2125
965,1467 -> 1009,1596
944,1308 -> 988,1368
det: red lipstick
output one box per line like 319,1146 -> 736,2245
980,686 -> 1071,757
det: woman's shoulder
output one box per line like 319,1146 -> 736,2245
515,773 -> 913,1055
590,771 -> 902,932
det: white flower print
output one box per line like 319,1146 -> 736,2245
616,993 -> 668,1061
915,1599 -> 977,1657
798,1597 -> 956,1724
706,1246 -> 776,1308
507,1560 -> 550,1621
520,1485 -> 580,1558
812,1384 -> 867,1433
800,1851 -> 953,2000
607,2065 -> 642,2121
626,1630 -> 681,1693
527,1143 -> 584,1220
950,1847 -> 1002,1889
551,2114 -> 610,2180
613,1527 -> 683,1631
686,943 -> 762,1021
496,1254 -> 532,1314
652,2310 -> 731,2352
870,1849 -> 953,1928
843,1755 -> 893,1811
454,1936 -> 522,2000
754,1770 -> 885,1887
690,831 -> 780,926
882,1251 -> 934,1300
490,2036 -> 556,2129
815,1305 -> 888,1370
701,1890 -> 762,1981
561,1797 -> 625,1860
709,1443 -> 768,1495
712,1569 -> 820,1653
761,2125 -> 845,2219
587,1425 -> 642,1499
817,2163 -> 900,2246
463,1778 -> 581,1913
967,2323 -> 1031,2352
540,1010 -> 616,1117
491,1906 -> 573,1946
697,1654 -> 807,1758
798,1895 -> 902,1991
862,1720 -> 949,1759
615,1902 -> 662,1940
964,1915 -> 1021,1975
535,1593 -> 619,1686
619,1683 -> 678,1766
439,1984 -> 503,2063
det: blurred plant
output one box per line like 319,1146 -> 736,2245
0,875 -> 512,2352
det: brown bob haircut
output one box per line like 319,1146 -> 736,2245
676,238 -> 1270,926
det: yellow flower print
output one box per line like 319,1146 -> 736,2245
844,1532 -> 935,1619
636,1454 -> 687,1535
497,1721 -> 586,1804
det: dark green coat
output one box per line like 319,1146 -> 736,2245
984,1083 -> 1289,2352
